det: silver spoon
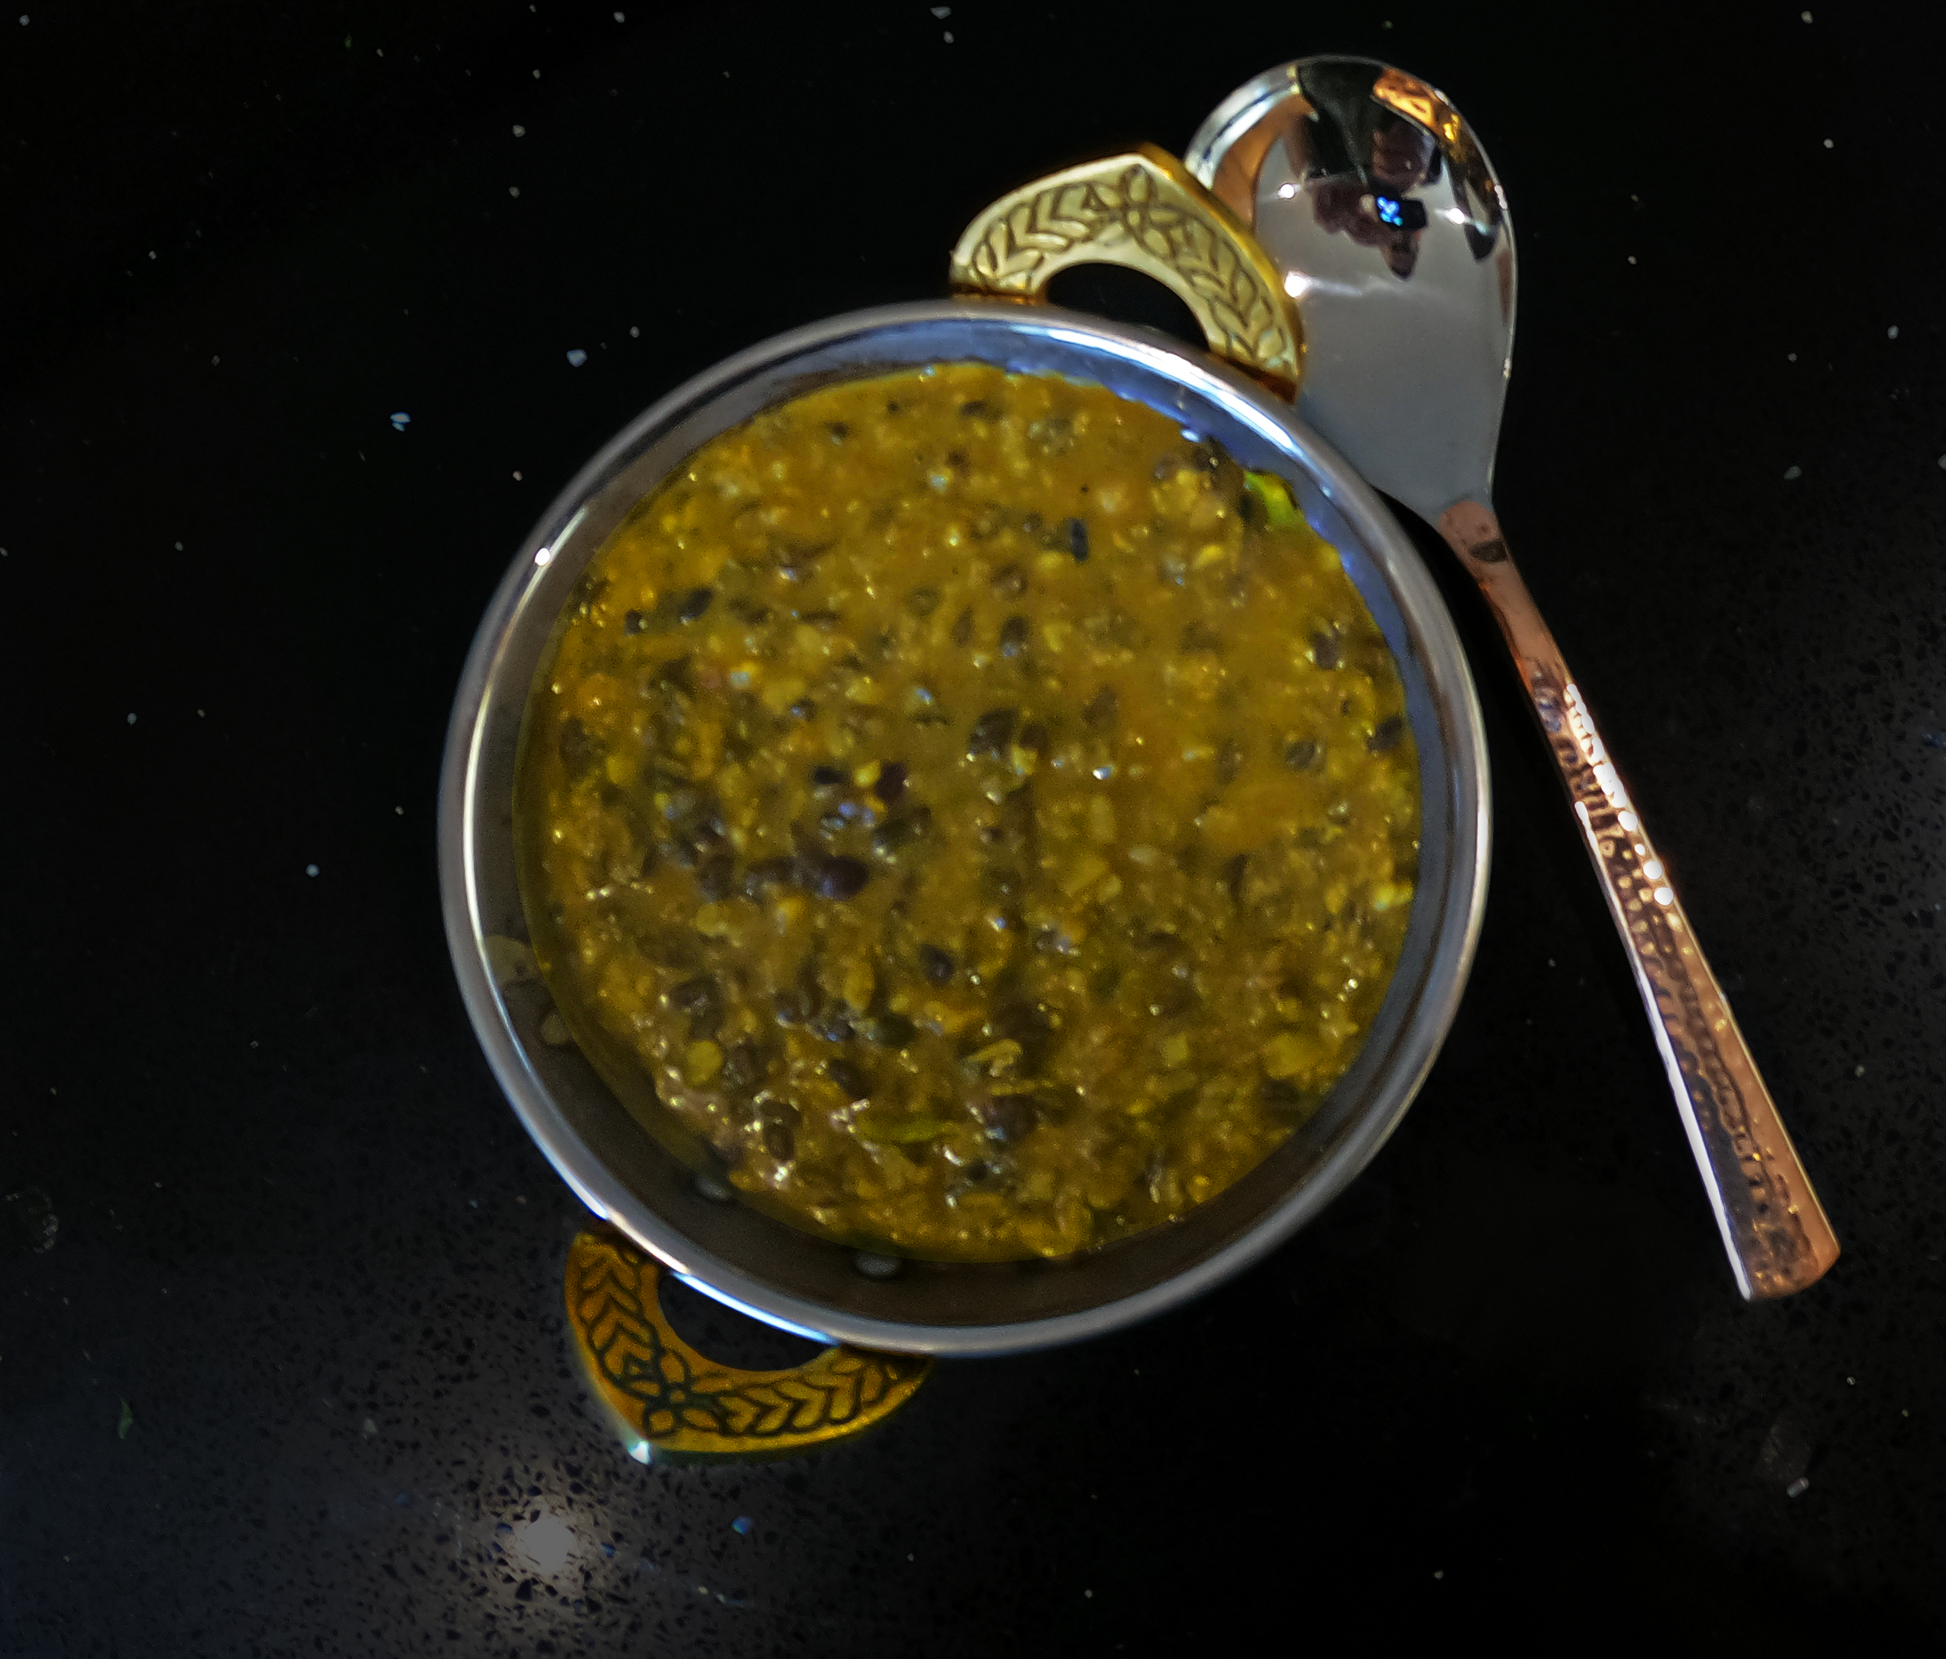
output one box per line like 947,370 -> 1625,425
1186,57 -> 1839,1299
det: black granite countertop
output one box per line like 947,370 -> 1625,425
5,5 -> 1943,1652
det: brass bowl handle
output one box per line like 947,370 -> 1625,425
949,141 -> 1304,399
565,1229 -> 932,1465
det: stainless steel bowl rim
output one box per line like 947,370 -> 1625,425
438,299 -> 1490,1355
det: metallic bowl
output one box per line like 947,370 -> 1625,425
438,299 -> 1489,1356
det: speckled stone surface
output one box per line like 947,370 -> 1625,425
4,4 -> 1943,1652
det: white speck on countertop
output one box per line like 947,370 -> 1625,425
1084,1589 -> 1093,1598
197,708 -> 205,717
532,68 -> 540,78
1784,465 -> 1802,480
1627,255 -> 1637,264
126,713 -> 136,725
1787,1477 -> 1809,1497
1888,325 -> 1899,339
513,124 -> 525,135
390,411 -> 410,430
508,185 -> 520,197
211,355 -> 220,365
394,806 -> 404,815
1434,1570 -> 1445,1580
1823,138 -> 1834,148
629,324 -> 640,337
943,30 -> 954,41
306,864 -> 319,877
1801,8 -> 1812,19
614,8 -> 625,18
566,348 -> 588,366
513,469 -> 523,480
1787,352 -> 1797,361
1855,1064 -> 1866,1076
362,1418 -> 377,1436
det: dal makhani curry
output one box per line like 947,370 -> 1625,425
515,362 -> 1418,1260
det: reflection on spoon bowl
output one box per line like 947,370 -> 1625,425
1186,56 -> 1514,529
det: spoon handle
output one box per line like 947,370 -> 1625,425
1439,502 -> 1840,1298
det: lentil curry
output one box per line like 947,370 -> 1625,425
516,363 -> 1419,1261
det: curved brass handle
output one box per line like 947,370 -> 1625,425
949,141 -> 1304,398
564,1229 -> 931,1464
1441,503 -> 1841,1298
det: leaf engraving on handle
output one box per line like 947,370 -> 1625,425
950,150 -> 1300,387
564,1231 -> 930,1461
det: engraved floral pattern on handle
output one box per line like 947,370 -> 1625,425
565,1229 -> 930,1464
949,142 -> 1303,394
1442,501 -> 1840,1298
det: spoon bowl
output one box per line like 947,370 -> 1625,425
1187,58 -> 1514,527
